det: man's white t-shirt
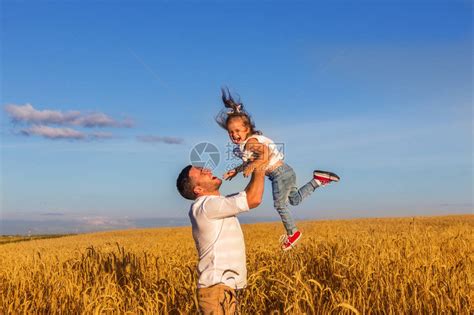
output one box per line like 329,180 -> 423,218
189,191 -> 249,289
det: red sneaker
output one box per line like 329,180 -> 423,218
280,230 -> 302,251
313,170 -> 340,186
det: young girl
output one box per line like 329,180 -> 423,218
216,88 -> 340,251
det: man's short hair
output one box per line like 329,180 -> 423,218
176,165 -> 196,200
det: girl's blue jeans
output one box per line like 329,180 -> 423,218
267,163 -> 318,235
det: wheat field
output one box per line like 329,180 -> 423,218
1,215 -> 472,314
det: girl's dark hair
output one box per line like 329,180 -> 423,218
215,87 -> 262,135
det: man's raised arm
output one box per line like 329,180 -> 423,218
202,167 -> 267,220
245,168 -> 266,209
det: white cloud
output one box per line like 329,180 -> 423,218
21,125 -> 86,140
136,135 -> 184,144
79,216 -> 134,227
4,103 -> 140,141
73,113 -> 134,128
5,103 -> 79,124
89,131 -> 114,139
20,126 -> 118,141
4,103 -> 133,128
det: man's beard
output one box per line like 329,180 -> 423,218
201,178 -> 222,193
215,178 -> 223,190
209,178 -> 222,191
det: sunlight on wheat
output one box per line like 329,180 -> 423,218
1,215 -> 472,313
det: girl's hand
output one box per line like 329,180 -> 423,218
243,163 -> 257,178
223,169 -> 238,180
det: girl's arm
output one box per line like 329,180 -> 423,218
223,161 -> 251,180
243,138 -> 270,177
234,161 -> 251,173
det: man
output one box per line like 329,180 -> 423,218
176,165 -> 266,314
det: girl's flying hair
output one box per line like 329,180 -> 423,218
215,87 -> 262,135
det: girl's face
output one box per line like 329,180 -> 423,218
227,117 -> 250,144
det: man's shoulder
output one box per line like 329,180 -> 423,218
192,192 -> 247,211
194,192 -> 246,202
191,195 -> 210,210
190,195 -> 219,212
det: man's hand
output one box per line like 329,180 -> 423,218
243,138 -> 270,177
223,169 -> 238,180
243,163 -> 256,178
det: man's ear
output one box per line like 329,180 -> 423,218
193,185 -> 204,197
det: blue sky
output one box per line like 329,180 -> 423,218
1,0 -> 472,233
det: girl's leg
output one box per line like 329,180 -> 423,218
288,168 -> 319,206
271,166 -> 298,235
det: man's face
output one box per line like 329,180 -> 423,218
189,166 -> 222,196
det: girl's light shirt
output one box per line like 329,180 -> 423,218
233,134 -> 284,170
